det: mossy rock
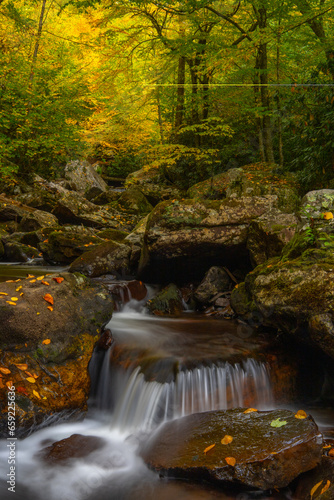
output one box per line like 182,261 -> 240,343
3,241 -> 39,262
147,284 -> 183,316
40,229 -> 105,264
97,228 -> 128,242
117,186 -> 153,215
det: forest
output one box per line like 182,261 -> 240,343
0,0 -> 333,191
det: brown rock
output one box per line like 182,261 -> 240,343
140,408 -> 323,490
39,434 -> 106,464
69,241 -> 131,278
294,456 -> 334,500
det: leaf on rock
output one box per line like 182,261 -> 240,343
10,297 -> 18,301
43,293 -> 54,305
26,274 -> 35,278
6,380 -> 13,389
47,306 -> 53,311
41,281 -> 50,286
26,377 -> 36,383
53,277 -> 64,283
295,410 -> 307,419
36,276 -> 45,281
322,212 -> 333,220
320,480 -> 331,495
0,367 -> 11,375
225,457 -> 236,466
32,389 -> 41,399
30,279 -> 36,283
243,408 -> 258,414
329,449 -> 334,457
0,292 -> 8,295
270,418 -> 287,428
204,444 -> 215,454
17,386 -> 29,396
15,364 -> 28,371
42,339 -> 51,345
310,480 -> 323,499
6,301 -> 17,306
16,286 -> 22,291
221,435 -> 233,445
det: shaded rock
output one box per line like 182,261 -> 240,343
97,228 -> 128,242
187,163 -> 300,213
3,241 -> 40,262
194,267 -> 231,304
294,456 -> 334,500
84,185 -> 104,201
19,210 -> 59,232
147,284 -> 183,316
0,221 -> 18,234
230,246 -> 334,359
125,215 -> 149,267
65,160 -> 108,193
140,408 -> 322,490
0,195 -> 57,229
139,197 -> 279,282
117,186 -> 153,214
91,189 -> 121,205
40,227 -> 105,264
0,239 -> 4,260
69,241 -> 131,278
96,329 -> 114,350
126,167 -> 183,205
108,280 -> 147,307
247,210 -> 298,266
39,434 -> 106,464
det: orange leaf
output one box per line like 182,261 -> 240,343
43,293 -> 54,305
329,449 -> 334,457
0,367 -> 11,375
221,435 -> 233,445
310,480 -> 323,499
225,457 -> 236,466
41,281 -> 50,286
15,364 -> 28,371
26,377 -> 36,383
30,279 -> 36,283
295,410 -> 307,419
47,306 -> 53,311
243,408 -> 258,414
42,339 -> 51,345
52,277 -> 64,284
320,480 -> 331,494
17,386 -> 28,396
6,380 -> 13,389
204,444 -> 216,454
26,274 -> 35,278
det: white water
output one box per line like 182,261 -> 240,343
0,297 -> 275,500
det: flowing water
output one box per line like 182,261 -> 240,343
0,283 -> 333,500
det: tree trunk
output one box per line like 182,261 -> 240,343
276,25 -> 284,166
29,0 -> 47,85
156,85 -> 164,144
174,56 -> 186,131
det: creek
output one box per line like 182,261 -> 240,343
0,273 -> 333,500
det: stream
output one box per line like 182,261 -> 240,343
0,272 -> 333,500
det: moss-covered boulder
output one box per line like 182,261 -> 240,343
140,408 -> 322,490
40,227 -> 105,264
147,284 -> 183,316
69,241 -> 131,278
187,163 -> 300,213
3,241 -> 40,262
0,272 -> 113,436
0,194 -> 58,229
117,186 -> 153,215
126,167 -> 183,205
97,228 -> 128,242
231,239 -> 334,359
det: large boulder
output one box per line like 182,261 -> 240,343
147,283 -> 183,316
126,167 -> 183,205
194,266 -> 231,304
117,186 -> 153,215
64,160 -> 108,194
0,272 -> 113,436
139,196 -> 282,282
69,241 -> 131,278
0,195 -> 58,228
140,408 -> 322,490
187,163 -> 300,213
3,241 -> 40,262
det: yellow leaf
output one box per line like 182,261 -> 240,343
204,444 -> 215,454
32,389 -> 41,399
37,312 -> 40,315
36,276 -> 45,281
26,377 -> 36,383
15,364 -> 28,371
295,409 -> 307,419
320,480 -> 331,495
20,292 -> 24,296
310,480 -> 323,498
47,306 -> 53,311
10,297 -> 18,301
42,339 -> 51,345
30,279 -> 36,283
221,435 -> 233,445
225,457 -> 236,466
6,301 -> 16,306
6,380 -> 13,389
16,286 -> 22,291
26,274 -> 35,278
323,212 -> 333,220
0,292 -> 8,296
0,367 -> 11,375
243,408 -> 258,414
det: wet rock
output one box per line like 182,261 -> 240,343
39,434 -> 106,464
147,284 -> 183,316
294,456 -> 334,500
108,280 -> 147,306
117,186 -> 153,214
194,267 -> 231,305
3,241 -> 40,262
140,408 -> 323,490
40,227 -> 105,264
65,160 -> 108,194
69,241 -> 131,278
97,329 -> 114,350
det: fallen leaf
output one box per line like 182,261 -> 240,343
16,286 -> 22,291
43,293 -> 54,305
6,380 -> 13,389
221,435 -> 233,445
25,371 -> 34,378
310,480 -> 323,499
225,457 -> 236,466
32,389 -> 41,399
30,279 -> 36,283
36,276 -> 45,281
20,292 -> 24,296
15,364 -> 28,371
17,386 -> 29,396
0,292 -> 8,296
243,408 -> 258,414
47,306 -> 53,311
0,367 -> 11,375
10,297 -> 18,301
6,301 -> 16,306
26,274 -> 35,278
41,281 -> 50,286
295,410 -> 307,419
204,444 -> 215,454
26,377 -> 36,383
37,312 -> 40,315
320,480 -> 331,494
53,277 -> 64,284
323,212 -> 333,220
270,418 -> 287,428
6,280 -> 15,283
42,339 -> 51,345
329,449 -> 334,457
